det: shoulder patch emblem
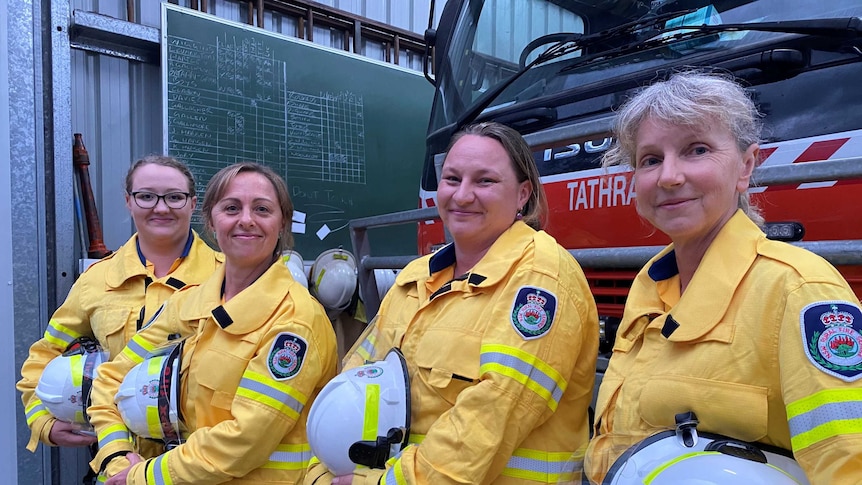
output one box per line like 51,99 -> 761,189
801,301 -> 862,382
511,286 -> 557,340
267,333 -> 308,380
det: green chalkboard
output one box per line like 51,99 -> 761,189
161,4 -> 432,259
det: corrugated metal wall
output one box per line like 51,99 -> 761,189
69,0 -> 439,251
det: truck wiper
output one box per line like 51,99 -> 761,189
457,12 -> 862,130
455,8 -> 698,128
557,16 -> 862,74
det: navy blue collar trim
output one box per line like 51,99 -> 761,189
428,243 -> 456,274
136,229 -> 194,266
136,238 -> 146,266
647,250 -> 679,282
428,272 -> 487,301
180,229 -> 194,258
212,305 -> 233,328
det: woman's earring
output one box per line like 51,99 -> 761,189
516,209 -> 523,220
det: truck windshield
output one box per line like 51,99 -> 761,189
429,0 -> 862,132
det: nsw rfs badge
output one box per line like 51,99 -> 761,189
267,333 -> 308,380
801,301 -> 862,382
511,286 -> 557,340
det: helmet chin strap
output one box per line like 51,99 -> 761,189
348,427 -> 408,469
158,341 -> 184,449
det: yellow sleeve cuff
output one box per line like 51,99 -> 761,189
127,461 -> 149,485
27,415 -> 57,452
353,468 -> 386,485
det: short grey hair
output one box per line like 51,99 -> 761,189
603,70 -> 764,226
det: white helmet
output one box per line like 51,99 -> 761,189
604,412 -> 810,485
35,338 -> 109,427
281,249 -> 308,288
310,248 -> 357,313
373,269 -> 399,302
115,341 -> 183,447
307,348 -> 410,476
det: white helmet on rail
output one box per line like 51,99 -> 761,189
35,337 -> 109,428
603,412 -> 810,485
281,249 -> 308,289
310,248 -> 357,313
306,348 -> 410,476
115,341 -> 184,447
373,269 -> 399,302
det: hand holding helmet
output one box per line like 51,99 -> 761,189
115,341 -> 184,449
307,348 -> 410,476
35,337 -> 109,440
48,419 -> 97,447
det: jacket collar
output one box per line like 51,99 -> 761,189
105,231 -> 221,289
397,221 -> 536,288
104,234 -> 147,288
620,211 -> 763,343
179,260 -> 296,335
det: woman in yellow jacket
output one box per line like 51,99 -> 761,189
585,71 -> 862,484
89,162 -> 338,484
306,122 -> 599,485
17,155 -> 221,453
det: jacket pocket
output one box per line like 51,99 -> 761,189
93,307 -> 135,357
412,327 -> 480,406
639,375 -> 768,442
195,337 -> 258,410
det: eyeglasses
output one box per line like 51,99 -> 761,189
128,191 -> 191,209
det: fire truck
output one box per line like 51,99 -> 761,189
350,0 -> 862,352
369,0 -> 861,350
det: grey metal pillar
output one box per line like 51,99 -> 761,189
6,0 -> 77,483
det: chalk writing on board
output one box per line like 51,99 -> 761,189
285,90 -> 367,184
166,32 -> 288,228
166,32 -> 368,191
163,4 -> 431,256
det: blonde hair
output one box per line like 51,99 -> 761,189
603,70 -> 764,225
201,162 -> 294,255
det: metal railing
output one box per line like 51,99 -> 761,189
350,158 -> 862,318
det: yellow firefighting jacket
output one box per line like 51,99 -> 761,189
17,231 -> 221,452
306,221 -> 599,485
88,260 -> 338,484
585,211 -> 862,484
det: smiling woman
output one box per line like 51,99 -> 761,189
306,123 -> 599,485
16,155 -> 222,481
201,164 -> 293,300
586,71 -> 862,485
88,162 -> 338,484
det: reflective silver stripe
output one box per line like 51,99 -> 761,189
268,448 -> 312,465
44,322 -> 76,345
25,401 -> 49,422
480,351 -> 563,405
123,336 -> 151,362
360,337 -> 376,357
98,430 -> 131,449
150,454 -> 170,485
239,377 -> 303,415
383,466 -> 398,484
380,445 -> 410,484
504,454 -> 580,482
788,400 -> 862,437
